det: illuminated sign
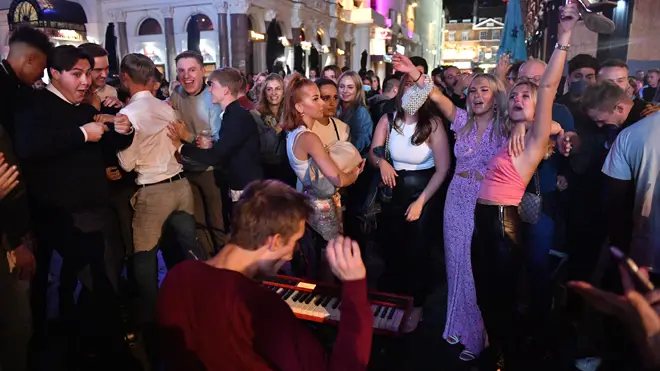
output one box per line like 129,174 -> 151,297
250,30 -> 265,41
373,27 -> 392,40
52,29 -> 83,42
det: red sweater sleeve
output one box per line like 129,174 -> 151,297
326,278 -> 373,371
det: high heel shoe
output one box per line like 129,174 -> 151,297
573,0 -> 617,34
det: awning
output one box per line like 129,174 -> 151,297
8,0 -> 87,32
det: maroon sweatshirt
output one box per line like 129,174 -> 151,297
157,260 -> 373,371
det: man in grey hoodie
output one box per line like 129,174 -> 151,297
169,51 -> 225,255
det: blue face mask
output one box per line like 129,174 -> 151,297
463,88 -> 469,96
363,85 -> 372,92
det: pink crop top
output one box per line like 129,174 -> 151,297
478,146 -> 526,206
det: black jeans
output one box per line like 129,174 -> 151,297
31,207 -> 124,346
379,168 -> 440,306
0,249 -> 31,371
471,203 -> 525,370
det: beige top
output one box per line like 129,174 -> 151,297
311,117 -> 350,148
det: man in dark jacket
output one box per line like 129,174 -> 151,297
0,26 -> 51,371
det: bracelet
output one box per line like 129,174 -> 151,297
413,71 -> 423,82
555,43 -> 570,51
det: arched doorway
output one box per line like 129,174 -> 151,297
266,20 -> 284,73
294,28 -> 306,74
308,31 -> 323,77
185,13 -> 216,73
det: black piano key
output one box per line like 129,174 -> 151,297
332,299 -> 341,309
321,296 -> 334,307
387,307 -> 395,320
298,292 -> 311,303
304,294 -> 315,304
314,295 -> 325,306
279,288 -> 290,297
292,291 -> 304,302
283,289 -> 295,300
374,306 -> 382,317
380,307 -> 389,318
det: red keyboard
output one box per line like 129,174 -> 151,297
258,275 -> 414,335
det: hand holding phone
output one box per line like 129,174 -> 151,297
610,246 -> 655,293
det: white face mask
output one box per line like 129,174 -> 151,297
401,74 -> 432,116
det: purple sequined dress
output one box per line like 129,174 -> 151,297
442,108 -> 504,354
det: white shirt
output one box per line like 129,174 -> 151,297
388,118 -> 434,171
602,112 -> 660,271
311,118 -> 350,148
118,91 -> 183,185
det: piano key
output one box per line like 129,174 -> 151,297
292,291 -> 304,302
380,306 -> 389,319
283,289 -> 295,300
332,298 -> 341,309
374,306 -> 383,317
387,306 -> 396,320
304,293 -> 315,305
321,296 -> 334,307
314,295 -> 325,306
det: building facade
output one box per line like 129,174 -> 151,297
441,13 -> 503,71
1,0 -> 439,81
523,0 -> 660,72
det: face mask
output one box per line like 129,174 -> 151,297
463,88 -> 469,96
569,79 -> 590,98
363,85 -> 372,92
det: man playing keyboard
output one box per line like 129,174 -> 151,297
157,180 -> 373,370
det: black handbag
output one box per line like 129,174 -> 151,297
518,171 -> 542,224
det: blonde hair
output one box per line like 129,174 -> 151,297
337,71 -> 367,108
460,73 -> 510,143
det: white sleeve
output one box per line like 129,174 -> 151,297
117,107 -> 139,171
602,133 -> 632,181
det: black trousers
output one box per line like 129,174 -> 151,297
31,207 -> 124,345
471,203 -> 525,371
378,168 -> 440,307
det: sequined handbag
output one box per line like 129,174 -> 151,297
518,172 -> 542,224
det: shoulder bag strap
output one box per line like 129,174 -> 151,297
534,171 -> 540,196
385,113 -> 394,162
330,118 -> 340,141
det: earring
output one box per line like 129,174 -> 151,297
493,104 -> 498,113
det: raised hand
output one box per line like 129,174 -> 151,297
102,96 -> 123,108
0,154 -> 19,200
114,114 -> 133,134
392,53 -> 416,74
559,1 -> 580,33
82,122 -> 108,142
507,122 -> 527,157
325,236 -> 366,282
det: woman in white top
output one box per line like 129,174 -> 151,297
368,75 -> 451,331
282,75 -> 364,279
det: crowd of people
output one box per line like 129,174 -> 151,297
1,2 -> 660,371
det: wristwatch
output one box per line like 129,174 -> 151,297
555,43 -> 570,51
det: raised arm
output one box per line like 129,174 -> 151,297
298,132 -> 361,188
517,2 -> 578,179
392,54 -> 458,122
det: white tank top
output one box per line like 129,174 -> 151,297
286,126 -> 313,191
388,120 -> 435,171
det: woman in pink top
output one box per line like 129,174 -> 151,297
470,5 -> 580,370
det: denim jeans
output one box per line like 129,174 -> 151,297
523,211 -> 555,326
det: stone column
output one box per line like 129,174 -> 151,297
229,0 -> 250,71
329,18 -> 338,66
161,7 -> 176,81
107,10 -> 128,60
85,22 -> 104,45
215,1 -> 230,68
352,24 -> 370,73
343,24 -> 353,70
291,4 -> 303,73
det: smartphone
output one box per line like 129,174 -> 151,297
383,46 -> 394,63
610,246 -> 655,293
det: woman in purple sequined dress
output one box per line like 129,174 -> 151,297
429,74 -> 510,360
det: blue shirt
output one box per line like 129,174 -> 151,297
527,103 -> 575,195
338,105 -> 373,153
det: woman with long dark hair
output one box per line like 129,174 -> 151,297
368,73 -> 450,332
